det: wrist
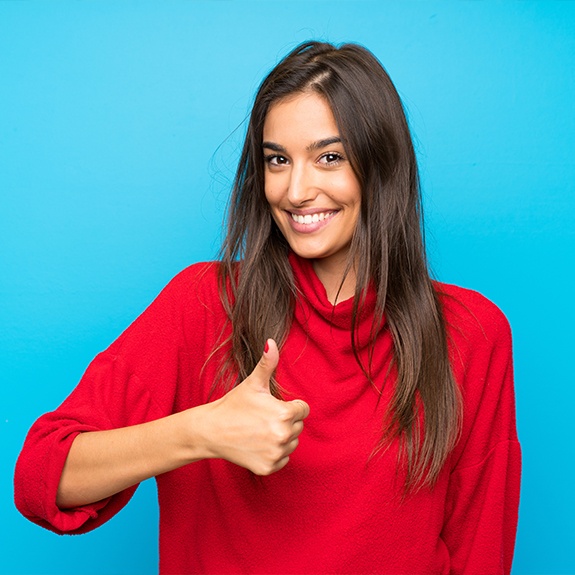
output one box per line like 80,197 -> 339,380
173,401 -> 220,464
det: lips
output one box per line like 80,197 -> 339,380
285,209 -> 339,233
290,211 -> 337,225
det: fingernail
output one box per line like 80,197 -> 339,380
264,341 -> 269,354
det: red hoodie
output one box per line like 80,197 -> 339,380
15,253 -> 521,574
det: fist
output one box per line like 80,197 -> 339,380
205,339 -> 310,475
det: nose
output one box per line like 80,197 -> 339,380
286,162 -> 318,206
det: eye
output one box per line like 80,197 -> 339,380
319,152 -> 344,166
264,154 -> 289,166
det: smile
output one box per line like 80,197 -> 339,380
290,211 -> 337,225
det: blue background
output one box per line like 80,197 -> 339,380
1,1 -> 574,573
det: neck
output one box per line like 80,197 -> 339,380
312,257 -> 357,305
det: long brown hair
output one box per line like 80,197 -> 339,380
218,41 -> 461,492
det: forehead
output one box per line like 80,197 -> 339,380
263,92 -> 339,141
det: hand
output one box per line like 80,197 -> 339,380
204,339 -> 310,475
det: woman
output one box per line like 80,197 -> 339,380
15,41 -> 521,574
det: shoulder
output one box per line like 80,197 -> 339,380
118,261 -> 225,330
433,281 -> 512,351
158,261 -> 223,303
107,261 -> 226,354
166,261 -> 221,289
434,284 -> 519,473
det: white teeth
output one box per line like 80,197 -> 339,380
291,212 -> 334,225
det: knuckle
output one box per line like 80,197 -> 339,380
272,427 -> 292,445
270,445 -> 286,461
252,457 -> 275,476
286,438 -> 299,454
257,465 -> 274,477
277,406 -> 292,422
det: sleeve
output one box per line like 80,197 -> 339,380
441,300 -> 521,575
13,264 -> 209,535
13,355 -> 165,534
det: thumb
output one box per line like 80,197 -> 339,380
249,338 -> 279,392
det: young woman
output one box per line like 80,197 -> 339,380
15,41 -> 521,574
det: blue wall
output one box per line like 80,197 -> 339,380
1,2 -> 573,573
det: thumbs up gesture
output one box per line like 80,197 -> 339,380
204,339 -> 310,475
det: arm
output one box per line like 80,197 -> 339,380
442,440 -> 521,575
56,339 -> 309,508
15,265 -> 308,533
55,407 -> 210,509
440,296 -> 521,575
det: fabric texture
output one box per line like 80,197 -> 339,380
14,253 -> 521,574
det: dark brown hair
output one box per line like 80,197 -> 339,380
218,41 -> 461,492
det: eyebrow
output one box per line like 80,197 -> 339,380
262,136 -> 342,153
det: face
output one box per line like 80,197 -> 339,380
262,92 -> 361,279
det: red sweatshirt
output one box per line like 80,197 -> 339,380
14,254 -> 521,574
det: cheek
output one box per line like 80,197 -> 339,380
330,172 -> 360,199
344,177 -> 362,209
264,183 -> 282,212
263,189 -> 283,225
263,174 -> 275,204
263,184 -> 272,203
